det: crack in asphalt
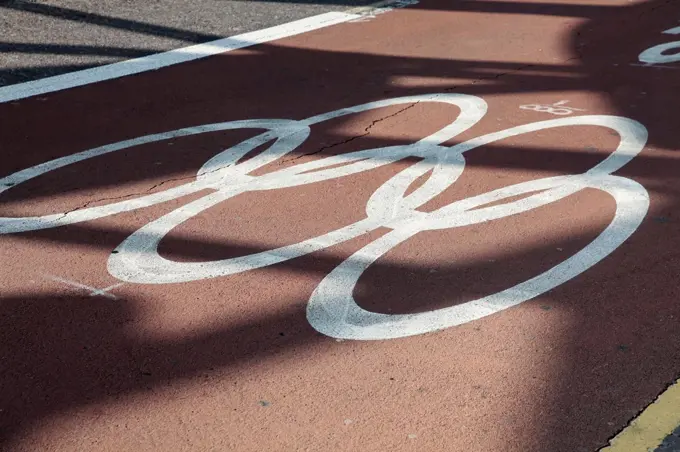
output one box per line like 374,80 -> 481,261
280,100 -> 421,164
44,59 -> 569,222
53,163 -> 232,222
52,101 -> 422,221
454,62 -> 536,88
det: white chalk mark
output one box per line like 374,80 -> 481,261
3,93 -> 649,340
0,12 -> 359,104
45,275 -> 124,300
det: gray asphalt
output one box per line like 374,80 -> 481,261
657,426 -> 680,452
0,0 -> 376,87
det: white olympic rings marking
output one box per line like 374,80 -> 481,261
0,93 -> 650,340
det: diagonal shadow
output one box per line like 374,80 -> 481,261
0,217 -> 629,446
0,1 -> 221,43
2,0 -> 680,450
0,42 -> 151,58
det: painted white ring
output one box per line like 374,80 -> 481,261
639,40 -> 680,65
304,115 -> 650,340
0,93 -> 650,341
107,95 -> 487,283
0,119 -> 311,233
306,174 -> 649,340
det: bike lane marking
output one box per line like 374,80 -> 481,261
2,0 -> 680,451
0,94 -> 650,340
601,379 -> 680,452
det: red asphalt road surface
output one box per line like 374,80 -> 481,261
2,0 -> 680,450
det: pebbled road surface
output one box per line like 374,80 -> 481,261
2,0 -> 680,451
0,0 -> 375,86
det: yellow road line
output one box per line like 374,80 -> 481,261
600,379 -> 680,451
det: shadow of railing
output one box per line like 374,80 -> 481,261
2,0 -> 680,450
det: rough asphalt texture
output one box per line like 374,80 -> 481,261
0,0 -> 374,86
3,0 -> 680,450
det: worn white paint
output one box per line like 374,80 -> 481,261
1,93 -> 649,340
0,12 -> 359,104
348,0 -> 418,22
45,274 -> 124,299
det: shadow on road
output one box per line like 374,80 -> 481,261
2,0 -> 680,450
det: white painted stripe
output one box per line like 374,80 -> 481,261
0,11 -> 359,104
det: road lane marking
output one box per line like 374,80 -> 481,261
0,0 -> 424,105
0,11 -> 360,104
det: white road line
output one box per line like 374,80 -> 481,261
45,274 -> 124,299
0,11 -> 359,104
